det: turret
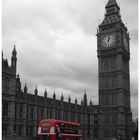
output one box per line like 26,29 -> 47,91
53,91 -> 56,100
89,99 -> 92,106
68,95 -> 71,103
105,0 -> 120,16
11,45 -> 17,73
34,86 -> 38,96
44,89 -> 47,98
83,90 -> 87,106
61,93 -> 64,102
24,83 -> 27,93
75,97 -> 77,104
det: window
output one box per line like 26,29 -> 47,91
26,106 -> 29,120
37,107 -> 43,121
41,108 -> 43,120
15,103 -> 17,118
20,104 -> 23,118
112,114 -> 117,124
19,125 -> 22,135
58,110 -> 61,119
2,124 -> 7,136
50,109 -> 52,118
104,129 -> 110,137
31,107 -> 33,119
30,126 -> 33,136
94,129 -> 98,137
2,102 -> 8,117
78,113 -> 81,123
112,129 -> 117,138
105,114 -> 109,124
14,125 -> 17,135
72,112 -> 75,122
94,120 -> 98,125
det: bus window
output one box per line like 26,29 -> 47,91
43,122 -> 51,127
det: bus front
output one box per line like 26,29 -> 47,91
38,120 -> 56,140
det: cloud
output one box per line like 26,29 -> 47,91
2,0 -> 138,119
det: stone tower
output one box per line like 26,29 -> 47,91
97,0 -> 132,139
2,46 -> 17,136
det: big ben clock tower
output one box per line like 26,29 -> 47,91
97,0 -> 132,139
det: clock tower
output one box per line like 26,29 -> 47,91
97,0 -> 132,139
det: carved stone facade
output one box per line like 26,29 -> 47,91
2,48 -> 98,140
2,0 -> 133,140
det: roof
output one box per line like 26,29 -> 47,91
106,0 -> 119,8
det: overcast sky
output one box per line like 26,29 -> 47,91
2,0 -> 138,119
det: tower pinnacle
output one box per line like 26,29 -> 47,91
106,0 -> 118,8
24,83 -> 27,93
34,85 -> 38,95
11,45 -> 17,74
61,93 -> 64,101
44,89 -> 47,98
83,90 -> 87,106
12,44 -> 17,56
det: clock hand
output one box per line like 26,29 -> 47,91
107,35 -> 110,42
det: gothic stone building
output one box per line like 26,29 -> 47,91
2,0 -> 133,140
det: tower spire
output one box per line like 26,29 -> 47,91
83,90 -> 87,106
99,0 -> 121,27
12,44 -> 17,56
53,91 -> 56,100
34,85 -> 38,95
24,83 -> 27,93
105,0 -> 120,12
11,44 -> 17,73
106,0 -> 118,7
44,89 -> 47,98
68,94 -> 71,103
61,93 -> 64,101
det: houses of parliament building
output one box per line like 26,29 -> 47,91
2,0 -> 133,140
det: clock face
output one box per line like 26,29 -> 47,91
123,35 -> 128,50
102,34 -> 115,47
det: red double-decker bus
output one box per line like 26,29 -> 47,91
38,119 -> 81,140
